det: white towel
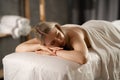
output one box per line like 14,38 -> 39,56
81,20 -> 120,80
0,15 -> 31,38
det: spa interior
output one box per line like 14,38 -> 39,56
0,0 -> 120,80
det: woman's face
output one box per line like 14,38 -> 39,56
44,27 -> 65,47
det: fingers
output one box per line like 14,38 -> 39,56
48,47 -> 63,51
41,46 -> 53,53
35,50 -> 56,56
47,47 -> 63,55
36,46 -> 63,56
40,45 -> 63,54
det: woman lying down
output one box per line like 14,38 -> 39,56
15,20 -> 120,80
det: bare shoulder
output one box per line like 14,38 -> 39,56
65,27 -> 88,51
65,27 -> 85,39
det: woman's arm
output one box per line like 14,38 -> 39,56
56,50 -> 87,64
56,31 -> 88,64
15,38 -> 41,52
15,38 -> 53,53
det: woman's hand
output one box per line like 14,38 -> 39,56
47,46 -> 63,53
35,46 -> 63,56
38,45 -> 54,53
35,50 -> 56,56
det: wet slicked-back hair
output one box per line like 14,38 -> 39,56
32,22 -> 61,44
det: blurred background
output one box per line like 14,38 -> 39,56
0,0 -> 120,79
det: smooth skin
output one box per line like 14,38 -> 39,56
16,26 -> 91,64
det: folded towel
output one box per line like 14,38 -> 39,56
0,15 -> 31,38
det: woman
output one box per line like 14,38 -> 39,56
15,20 -> 120,80
15,22 -> 90,64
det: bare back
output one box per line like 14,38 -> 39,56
63,27 -> 91,49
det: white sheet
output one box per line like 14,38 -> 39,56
81,20 -> 120,80
3,49 -> 101,80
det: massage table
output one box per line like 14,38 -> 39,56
2,49 -> 101,80
2,20 -> 120,80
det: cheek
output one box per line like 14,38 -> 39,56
44,39 -> 52,46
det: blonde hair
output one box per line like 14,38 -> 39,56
32,22 -> 61,44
